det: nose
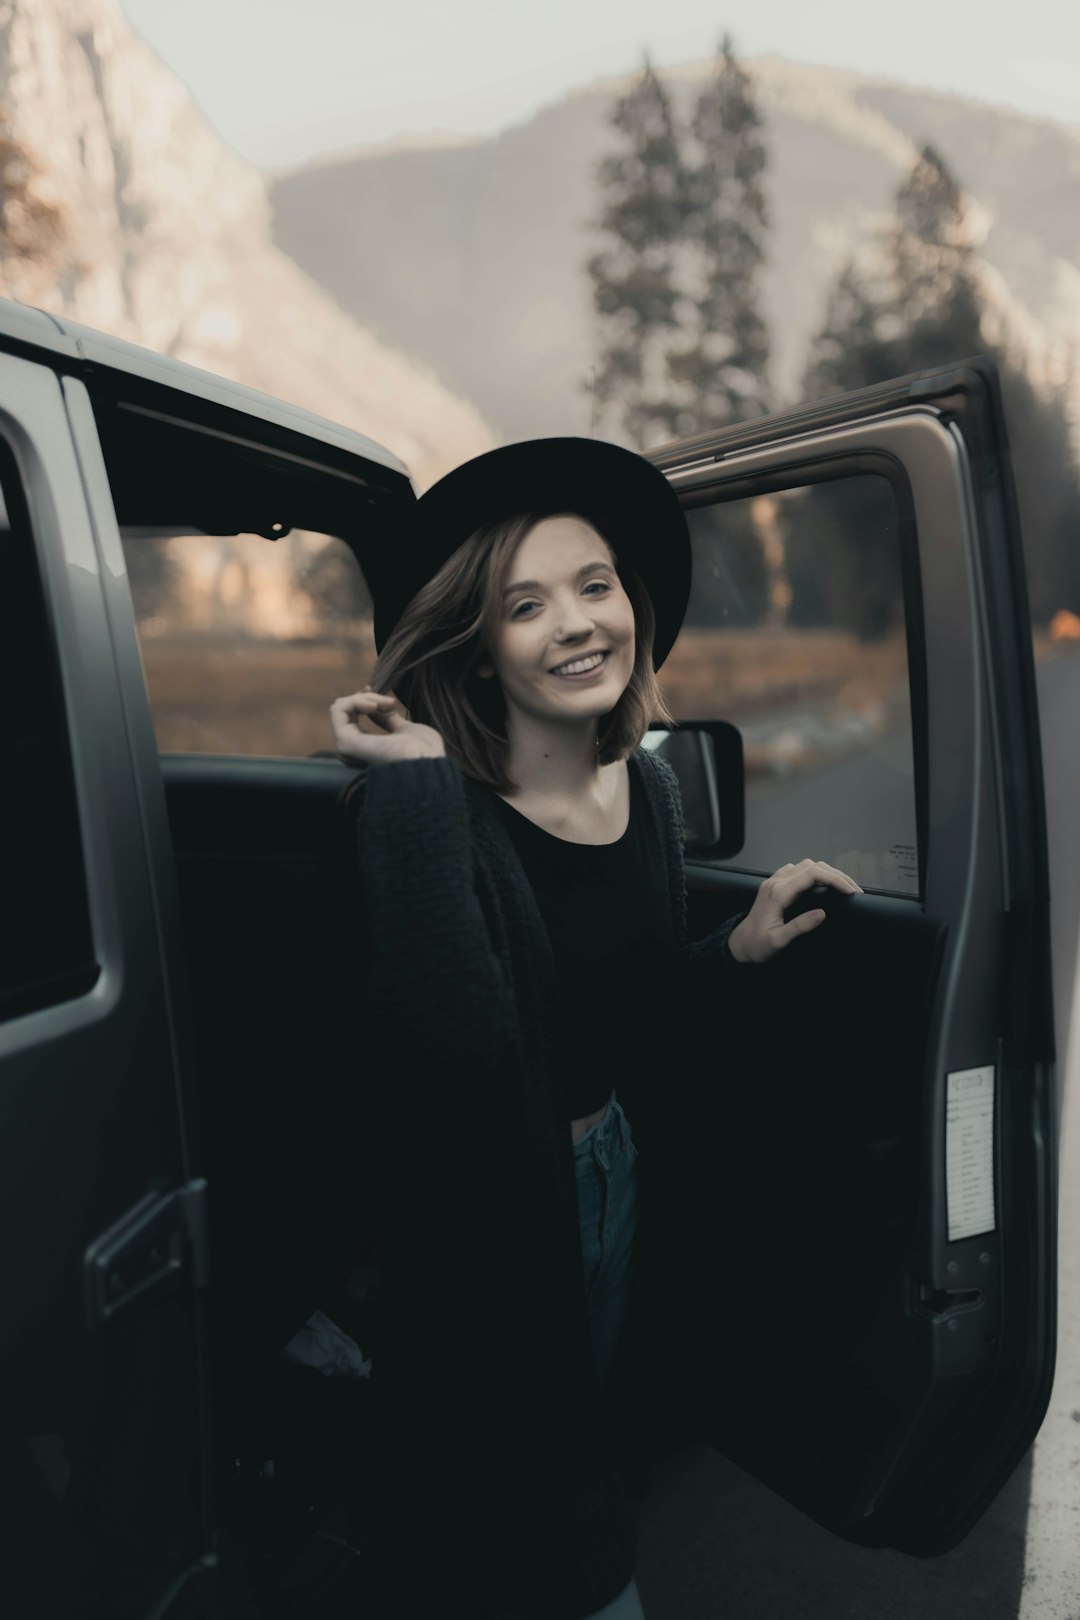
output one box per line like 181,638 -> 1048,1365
553,593 -> 596,641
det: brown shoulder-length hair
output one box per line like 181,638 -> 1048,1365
368,510 -> 674,793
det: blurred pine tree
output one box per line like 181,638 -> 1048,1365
586,56 -> 689,448
803,144 -> 1080,629
666,33 -> 772,437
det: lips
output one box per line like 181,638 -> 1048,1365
549,650 -> 609,677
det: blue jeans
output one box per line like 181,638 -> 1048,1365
487,1093 -> 646,1620
574,1092 -> 641,1392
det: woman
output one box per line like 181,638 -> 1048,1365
329,437 -> 861,1620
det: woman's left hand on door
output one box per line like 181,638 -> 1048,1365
727,859 -> 864,965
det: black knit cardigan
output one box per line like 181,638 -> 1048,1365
354,746 -> 749,1620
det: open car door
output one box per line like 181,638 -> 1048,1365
637,357 -> 1056,1554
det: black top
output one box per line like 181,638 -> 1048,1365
494,762 -> 677,1119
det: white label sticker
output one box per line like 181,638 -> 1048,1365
946,1065 -> 996,1241
887,843 -> 919,895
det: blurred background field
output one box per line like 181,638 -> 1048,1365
137,620 -> 1076,768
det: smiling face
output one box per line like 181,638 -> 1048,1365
485,514 -> 636,736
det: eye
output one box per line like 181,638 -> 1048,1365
583,580 -> 611,597
509,598 -> 539,620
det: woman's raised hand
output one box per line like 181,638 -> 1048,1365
727,858 -> 864,965
329,689 -> 447,766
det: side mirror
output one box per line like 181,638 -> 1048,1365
644,721 -> 745,859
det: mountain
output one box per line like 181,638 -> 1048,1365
269,55 -> 1080,444
0,0 -> 495,488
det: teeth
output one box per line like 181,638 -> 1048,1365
553,652 -> 605,676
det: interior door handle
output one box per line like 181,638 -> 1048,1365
916,1283 -> 985,1320
83,1178 -> 208,1330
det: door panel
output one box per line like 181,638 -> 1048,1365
644,360 -> 1055,1553
0,354 -> 211,1616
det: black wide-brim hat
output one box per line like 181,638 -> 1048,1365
372,436 -> 692,668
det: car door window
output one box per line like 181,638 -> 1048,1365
662,471 -> 920,896
119,525 -> 376,756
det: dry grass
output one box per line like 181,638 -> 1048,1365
140,634 -> 375,756
659,626 -> 911,722
137,622 -> 1075,758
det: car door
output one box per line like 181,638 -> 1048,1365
0,337 -> 215,1618
635,356 -> 1055,1554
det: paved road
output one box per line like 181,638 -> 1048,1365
1018,653 -> 1080,1620
635,651 -> 1080,1619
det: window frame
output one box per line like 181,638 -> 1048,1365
0,433 -> 99,1022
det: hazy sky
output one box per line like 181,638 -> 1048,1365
120,0 -> 1079,170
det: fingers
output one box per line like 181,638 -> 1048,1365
810,864 -> 863,897
330,689 -> 403,735
330,689 -> 399,716
327,686 -> 442,767
769,858 -> 863,900
329,691 -> 391,764
775,909 -> 828,947
366,687 -> 407,717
